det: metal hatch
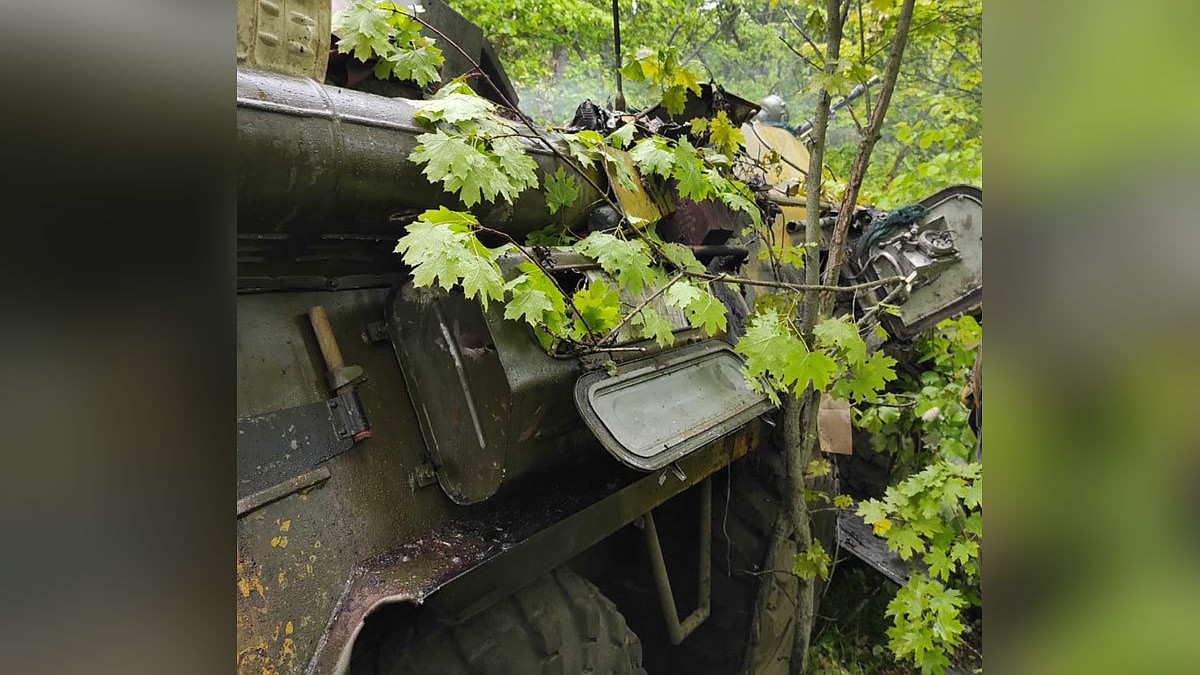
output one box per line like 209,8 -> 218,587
574,341 -> 774,471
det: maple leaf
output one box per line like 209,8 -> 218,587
707,111 -> 745,156
735,309 -> 800,386
394,208 -> 503,308
601,147 -> 639,191
333,1 -> 393,61
833,494 -> 855,509
457,250 -> 505,308
412,89 -> 494,126
384,39 -> 443,85
504,286 -> 554,326
684,289 -> 727,335
814,315 -> 867,365
844,350 -> 898,400
561,133 -> 604,167
924,547 -> 954,581
658,242 -> 704,273
409,130 -> 489,203
490,136 -> 540,202
785,350 -> 838,391
664,279 -> 704,311
544,167 -> 579,215
671,138 -> 711,201
792,540 -> 831,581
887,526 -> 925,560
608,123 -> 636,148
629,138 -> 674,178
689,117 -> 709,136
574,232 -> 656,295
856,498 -> 889,526
630,308 -> 675,347
661,86 -> 687,116
572,281 -> 622,335
718,190 -> 762,228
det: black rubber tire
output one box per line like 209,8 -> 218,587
378,569 -> 647,675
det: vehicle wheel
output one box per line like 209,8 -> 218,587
377,569 -> 647,675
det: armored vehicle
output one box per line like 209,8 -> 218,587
236,2 -> 982,674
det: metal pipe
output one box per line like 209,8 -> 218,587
236,67 -> 603,239
642,477 -> 711,645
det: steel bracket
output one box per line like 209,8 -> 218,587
642,478 -> 712,645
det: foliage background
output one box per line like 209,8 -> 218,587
450,0 -> 981,207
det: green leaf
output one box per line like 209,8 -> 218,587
856,498 -> 889,526
572,280 -> 622,334
707,111 -> 745,156
833,494 -> 855,509
718,190 -> 762,229
806,459 -> 831,478
602,146 -> 639,191
378,38 -> 443,85
661,86 -> 687,116
458,243 -> 507,308
544,167 -> 579,215
412,89 -> 495,126
924,547 -> 954,581
949,539 -> 979,565
630,307 -> 675,347
814,315 -> 868,366
409,129 -> 493,206
671,138 -> 710,201
844,350 -> 898,400
332,0 -> 394,62
887,526 -> 925,560
490,136 -> 540,202
964,476 -> 982,509
786,350 -> 839,392
393,208 -> 504,308
629,138 -> 674,178
682,286 -> 727,335
575,232 -> 656,295
504,284 -> 554,326
792,540 -> 831,581
658,242 -> 705,274
689,117 -> 709,136
609,122 -> 636,148
664,279 -> 703,310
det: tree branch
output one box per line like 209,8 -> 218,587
401,10 -> 623,217
820,0 -> 917,316
599,270 -> 686,345
684,270 -> 907,294
473,225 -> 597,340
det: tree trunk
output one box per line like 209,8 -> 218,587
782,1 -> 844,671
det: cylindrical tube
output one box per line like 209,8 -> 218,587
237,67 -> 602,238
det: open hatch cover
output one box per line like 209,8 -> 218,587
574,341 -> 774,471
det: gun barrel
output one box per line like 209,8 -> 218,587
237,67 -> 601,240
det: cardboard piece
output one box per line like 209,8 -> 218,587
818,397 -> 853,455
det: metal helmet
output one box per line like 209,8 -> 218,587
755,95 -> 788,124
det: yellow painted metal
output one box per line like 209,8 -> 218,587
740,123 -> 811,225
604,147 -> 669,226
237,0 -> 331,79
